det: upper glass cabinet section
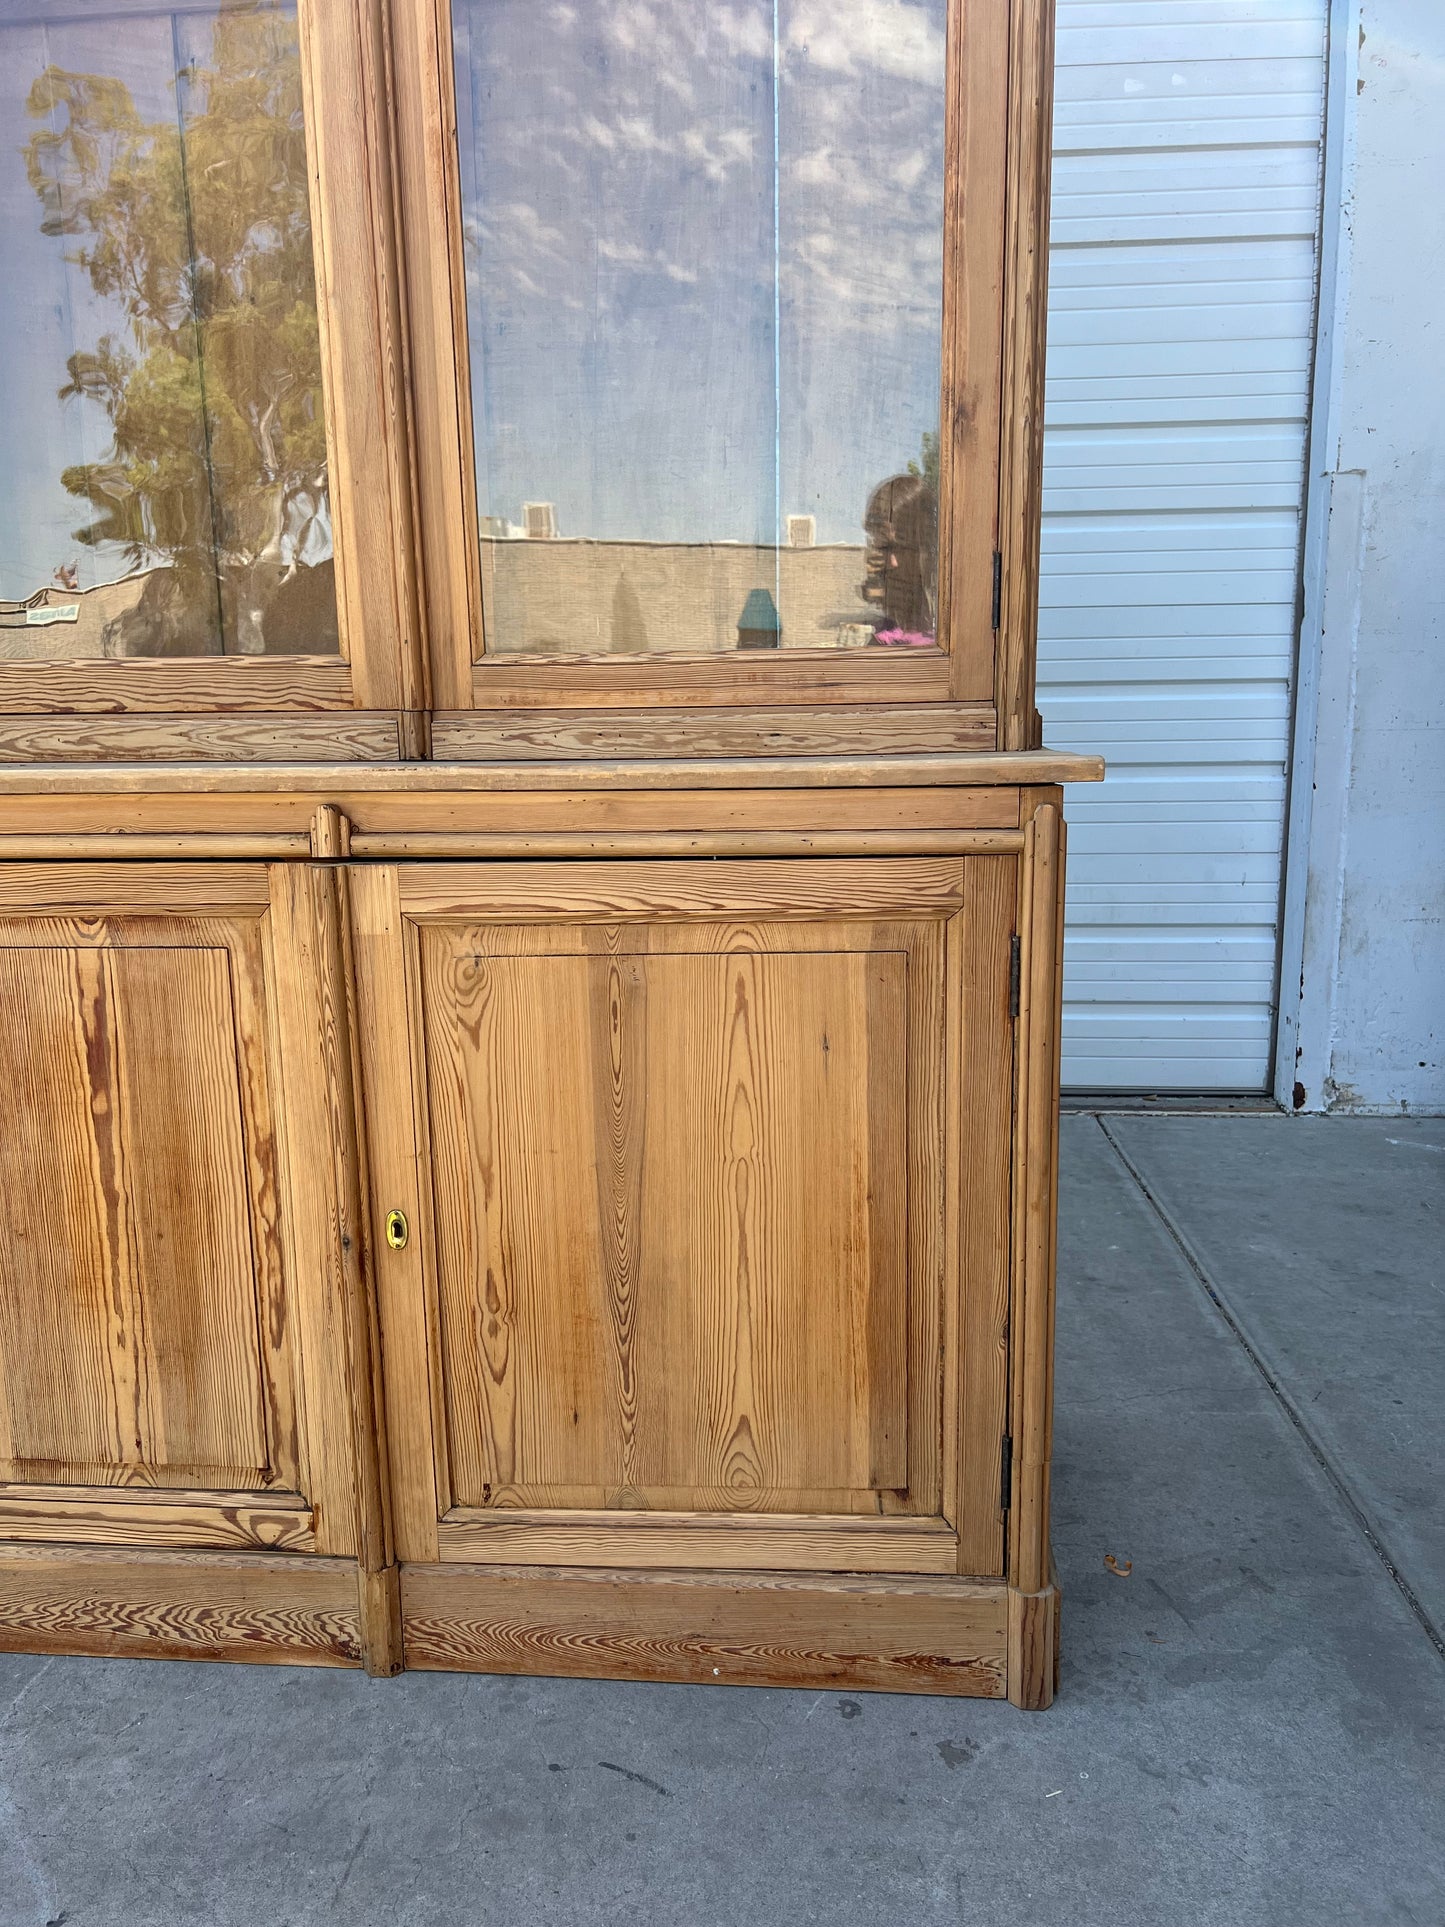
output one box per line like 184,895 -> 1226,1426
451,0 -> 947,658
0,0 -> 337,662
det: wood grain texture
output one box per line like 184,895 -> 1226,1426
466,652 -> 950,709
0,752 -> 1103,796
268,863 -> 402,1673
0,717 -> 402,762
431,705 -> 995,761
297,0 -> 425,711
953,855 -> 1017,1576
348,863 -> 445,1564
401,1563 -> 1006,1696
995,0 -> 1057,749
419,929 -> 915,1514
0,866 -> 272,913
351,831 -> 1025,859
392,0 -> 480,710
939,0 -> 1009,701
1009,797 -> 1064,1596
0,1489 -> 314,1553
436,1511 -> 957,1574
1007,1579 -> 1059,1710
0,786 -> 1028,846
0,836 -> 311,860
397,857 -> 972,923
0,1544 -> 361,1666
0,931 -> 288,1495
0,659 -> 352,717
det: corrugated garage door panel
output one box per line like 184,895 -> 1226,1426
1039,0 -> 1327,1090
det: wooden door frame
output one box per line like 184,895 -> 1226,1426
0,0 -> 425,727
350,850 -> 1016,1581
391,0 -> 1049,731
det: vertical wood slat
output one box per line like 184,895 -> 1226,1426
1008,797 -> 1063,1603
297,0 -> 427,711
269,861 -> 401,1673
953,854 -> 1016,1577
995,0 -> 1057,749
939,0 -> 1011,702
391,0 -> 479,708
345,865 -> 445,1564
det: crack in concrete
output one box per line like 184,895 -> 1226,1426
1093,1113 -> 1445,1666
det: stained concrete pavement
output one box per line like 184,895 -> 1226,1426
0,1113 -> 1440,1927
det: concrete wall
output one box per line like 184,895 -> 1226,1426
1278,0 -> 1445,1113
480,541 -> 883,655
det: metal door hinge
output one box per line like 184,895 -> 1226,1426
1000,1434 -> 1013,1513
1008,934 -> 1022,1018
991,550 -> 1003,631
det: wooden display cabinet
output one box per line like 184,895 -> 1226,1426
0,0 -> 1098,1706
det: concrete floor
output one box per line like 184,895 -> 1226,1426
0,1114 -> 1441,1927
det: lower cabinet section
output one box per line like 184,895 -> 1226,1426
0,784 -> 1066,1707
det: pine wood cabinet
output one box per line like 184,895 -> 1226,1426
0,0 -> 1096,1706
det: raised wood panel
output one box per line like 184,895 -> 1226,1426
0,940 -> 282,1492
419,933 -> 914,1511
0,865 -> 363,1568
356,854 -> 1021,1582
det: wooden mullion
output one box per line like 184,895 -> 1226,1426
298,0 -> 426,712
995,0 -> 1057,749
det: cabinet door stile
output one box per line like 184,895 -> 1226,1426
348,864 -> 445,1563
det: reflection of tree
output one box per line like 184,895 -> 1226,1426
861,434 -> 939,643
25,5 -> 334,655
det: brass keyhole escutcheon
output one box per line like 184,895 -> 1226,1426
384,1209 -> 409,1251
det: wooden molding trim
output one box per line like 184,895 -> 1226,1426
435,1510 -> 961,1576
0,751 -> 1103,797
299,0 -> 426,711
0,659 -> 353,717
401,1562 -> 1008,1697
350,829 -> 1026,860
995,0 -> 1057,749
431,703 -> 996,761
1009,798 -> 1064,1597
0,1545 -> 363,1667
0,716 -> 403,763
0,1490 -> 315,1555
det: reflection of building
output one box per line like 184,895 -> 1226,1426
0,577 -> 148,660
786,515 -> 816,548
522,501 -> 557,540
479,538 -> 886,654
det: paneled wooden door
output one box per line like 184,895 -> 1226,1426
0,862 -> 364,1560
353,855 -> 1015,1581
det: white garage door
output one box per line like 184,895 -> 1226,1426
1038,0 -> 1329,1090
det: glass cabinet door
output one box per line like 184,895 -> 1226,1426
0,0 -> 419,718
398,0 -> 1009,714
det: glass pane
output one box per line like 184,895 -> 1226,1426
453,0 -> 946,657
0,0 -> 338,661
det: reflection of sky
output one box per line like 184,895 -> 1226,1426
454,0 -> 945,548
0,0 -> 307,602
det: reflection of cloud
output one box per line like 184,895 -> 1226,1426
715,5 -> 771,59
788,0 -> 945,87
